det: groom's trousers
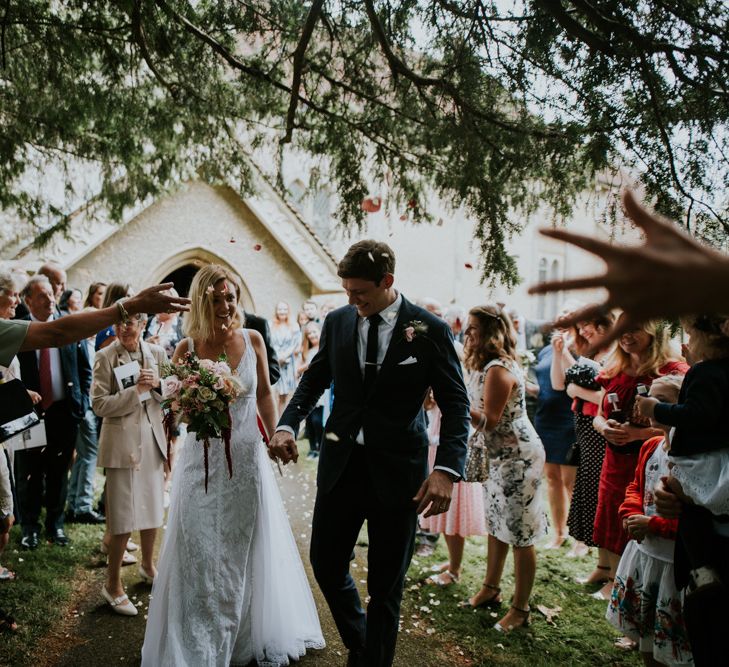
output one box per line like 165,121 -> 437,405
310,446 -> 417,667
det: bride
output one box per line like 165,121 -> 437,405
141,265 -> 324,666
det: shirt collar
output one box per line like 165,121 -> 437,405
363,292 -> 402,327
29,312 -> 54,323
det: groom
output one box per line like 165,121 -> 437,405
270,240 -> 469,667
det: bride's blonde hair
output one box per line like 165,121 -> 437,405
183,265 -> 241,341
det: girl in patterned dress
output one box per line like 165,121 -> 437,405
270,301 -> 301,415
607,374 -> 693,666
462,305 -> 547,632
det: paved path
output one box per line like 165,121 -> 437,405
38,456 -> 459,667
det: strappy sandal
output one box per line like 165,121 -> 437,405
577,564 -> 611,585
590,578 -> 615,600
0,608 -> 17,633
425,570 -> 459,587
461,583 -> 502,609
494,605 -> 530,632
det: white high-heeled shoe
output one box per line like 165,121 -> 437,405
102,586 -> 138,616
138,564 -> 155,584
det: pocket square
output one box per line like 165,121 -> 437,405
398,356 -> 418,366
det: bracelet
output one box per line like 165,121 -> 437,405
116,298 -> 131,325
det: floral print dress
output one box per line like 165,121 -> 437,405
481,358 -> 547,547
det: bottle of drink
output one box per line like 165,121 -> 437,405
607,392 -> 626,423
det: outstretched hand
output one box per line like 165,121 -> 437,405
268,430 -> 299,465
413,470 -> 453,518
528,189 -> 729,350
127,283 -> 191,315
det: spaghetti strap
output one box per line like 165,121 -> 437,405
187,337 -> 195,354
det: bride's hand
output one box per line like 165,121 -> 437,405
268,430 -> 299,464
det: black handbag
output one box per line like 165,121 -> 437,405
0,379 -> 40,443
564,363 -> 600,390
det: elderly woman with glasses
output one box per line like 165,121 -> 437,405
91,311 -> 168,616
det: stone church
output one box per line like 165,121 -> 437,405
2,157 -> 630,323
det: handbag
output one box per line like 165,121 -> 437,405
564,440 -> 580,466
0,379 -> 40,443
464,430 -> 489,483
564,363 -> 600,390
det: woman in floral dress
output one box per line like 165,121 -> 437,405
463,305 -> 547,632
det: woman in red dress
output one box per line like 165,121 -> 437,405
591,315 -> 688,601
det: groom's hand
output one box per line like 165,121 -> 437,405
413,470 -> 453,518
269,430 -> 299,464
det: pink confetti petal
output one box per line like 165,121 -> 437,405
464,262 -> 474,269
253,244 -> 262,251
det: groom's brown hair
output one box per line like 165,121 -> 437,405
337,240 -> 395,285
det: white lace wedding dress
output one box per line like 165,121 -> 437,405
141,331 -> 325,666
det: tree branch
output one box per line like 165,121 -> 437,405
282,0 -> 325,144
363,0 -> 565,139
131,0 -> 178,98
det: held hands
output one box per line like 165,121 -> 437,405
625,514 -> 650,542
600,419 -> 631,445
268,430 -> 299,465
413,470 -> 453,518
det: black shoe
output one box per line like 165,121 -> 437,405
47,529 -> 70,546
346,650 -> 365,667
65,510 -> 77,523
74,510 -> 105,525
20,531 -> 39,550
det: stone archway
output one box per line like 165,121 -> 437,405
150,247 -> 255,312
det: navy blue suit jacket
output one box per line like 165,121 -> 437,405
279,296 -> 470,506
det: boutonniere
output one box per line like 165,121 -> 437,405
402,320 -> 428,343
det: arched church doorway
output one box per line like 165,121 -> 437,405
161,264 -> 199,298
150,248 -> 255,312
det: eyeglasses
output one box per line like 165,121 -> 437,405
118,316 -> 144,327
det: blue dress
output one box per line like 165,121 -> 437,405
533,345 -> 575,465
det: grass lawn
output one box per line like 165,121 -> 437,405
0,443 -> 643,667
399,532 -> 642,665
0,521 -> 106,667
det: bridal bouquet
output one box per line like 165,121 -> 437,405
160,352 -> 243,492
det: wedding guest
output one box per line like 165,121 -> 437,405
637,314 -> 729,667
83,282 -> 107,310
0,452 -> 16,632
534,328 -> 576,549
144,288 -> 183,358
298,322 -> 326,459
302,299 -> 320,324
463,305 -> 546,632
551,311 -> 616,575
270,301 -> 301,415
15,275 -> 91,549
91,312 -> 167,616
607,374 -> 692,666
445,305 -> 466,345
58,288 -> 83,314
422,383 -> 486,586
66,283 -> 107,525
37,262 -> 66,301
95,283 -> 133,351
590,316 -> 688,601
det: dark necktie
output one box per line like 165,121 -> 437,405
364,314 -> 382,394
39,347 -> 54,411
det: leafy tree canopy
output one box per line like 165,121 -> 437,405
1,0 -> 727,285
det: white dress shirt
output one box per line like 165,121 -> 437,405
30,313 -> 66,404
277,293 -> 460,480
